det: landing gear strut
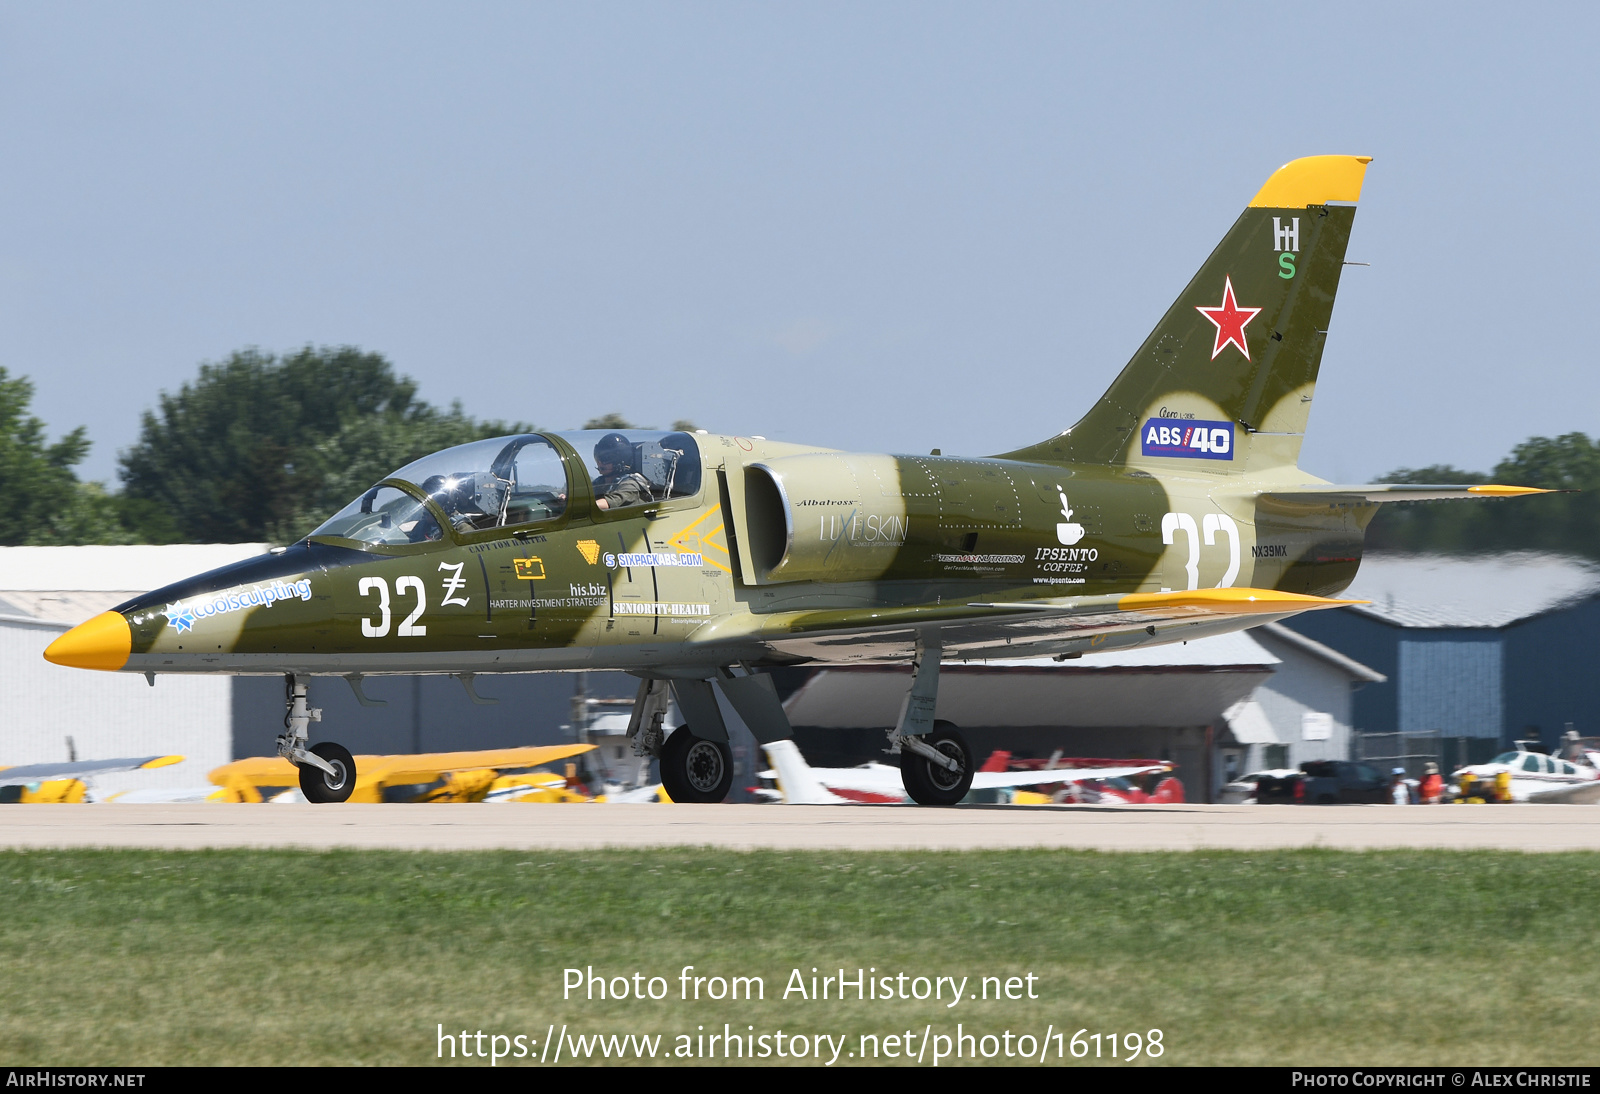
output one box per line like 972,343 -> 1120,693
277,675 -> 358,803
890,635 -> 973,806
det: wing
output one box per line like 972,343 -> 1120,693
0,755 -> 184,785
696,586 -> 1363,665
606,784 -> 668,803
970,762 -> 1171,790
210,744 -> 597,788
800,763 -> 909,797
359,744 -> 596,786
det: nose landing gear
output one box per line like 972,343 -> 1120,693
277,675 -> 358,803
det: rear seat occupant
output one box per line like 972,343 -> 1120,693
592,433 -> 654,511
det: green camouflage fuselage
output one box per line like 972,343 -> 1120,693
109,429 -> 1367,678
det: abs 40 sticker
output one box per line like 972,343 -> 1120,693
1141,418 -> 1233,461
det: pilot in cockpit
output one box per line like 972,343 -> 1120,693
422,474 -> 498,532
592,433 -> 654,511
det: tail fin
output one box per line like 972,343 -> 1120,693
1000,155 -> 1370,473
761,739 -> 844,804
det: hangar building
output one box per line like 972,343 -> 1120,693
1279,553 -> 1600,756
778,623 -> 1384,802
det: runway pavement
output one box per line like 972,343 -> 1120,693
2,802 -> 1598,852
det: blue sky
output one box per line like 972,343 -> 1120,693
1,2 -> 1595,486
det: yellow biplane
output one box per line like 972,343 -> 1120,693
208,744 -> 597,803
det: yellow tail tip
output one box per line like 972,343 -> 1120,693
1249,155 -> 1372,208
43,611 -> 131,671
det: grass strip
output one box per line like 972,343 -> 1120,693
0,848 -> 1591,1066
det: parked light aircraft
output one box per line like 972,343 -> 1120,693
758,739 -> 1171,805
0,755 -> 184,803
0,751 -> 184,802
44,155 -> 1548,806
1454,749 -> 1600,804
207,744 -> 594,803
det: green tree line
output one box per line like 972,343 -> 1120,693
0,346 -> 1588,553
1367,434 -> 1600,560
1,347 -> 539,546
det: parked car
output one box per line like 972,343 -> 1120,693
1217,769 -> 1297,804
1255,761 -> 1388,804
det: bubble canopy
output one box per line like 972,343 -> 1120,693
309,431 -> 701,546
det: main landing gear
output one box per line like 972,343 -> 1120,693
629,672 -> 791,804
890,636 -> 974,806
898,722 -> 975,806
659,728 -> 734,804
278,675 -> 358,803
628,677 -> 735,803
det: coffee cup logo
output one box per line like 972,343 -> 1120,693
1056,488 -> 1085,546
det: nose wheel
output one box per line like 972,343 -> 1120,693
298,741 -> 356,803
660,728 -> 733,803
277,675 -> 359,803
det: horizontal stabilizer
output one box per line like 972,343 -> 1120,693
1262,484 -> 1553,504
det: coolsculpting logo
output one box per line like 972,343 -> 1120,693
1141,418 -> 1234,461
163,579 -> 313,634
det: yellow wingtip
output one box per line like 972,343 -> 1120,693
1118,587 -> 1366,614
43,611 -> 132,671
139,755 -> 185,770
1466,484 -> 1552,497
1249,155 -> 1372,208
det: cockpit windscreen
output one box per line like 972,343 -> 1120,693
310,434 -> 570,544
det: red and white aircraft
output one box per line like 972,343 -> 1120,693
758,739 -> 1174,805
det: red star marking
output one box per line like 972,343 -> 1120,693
1195,276 -> 1262,361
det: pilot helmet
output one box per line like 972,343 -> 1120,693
594,432 -> 633,469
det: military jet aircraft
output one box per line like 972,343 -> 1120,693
44,154 -> 1546,807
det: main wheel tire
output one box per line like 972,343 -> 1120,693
900,722 -> 975,806
299,741 -> 357,803
659,728 -> 733,803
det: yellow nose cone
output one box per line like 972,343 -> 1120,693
44,611 -> 132,671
